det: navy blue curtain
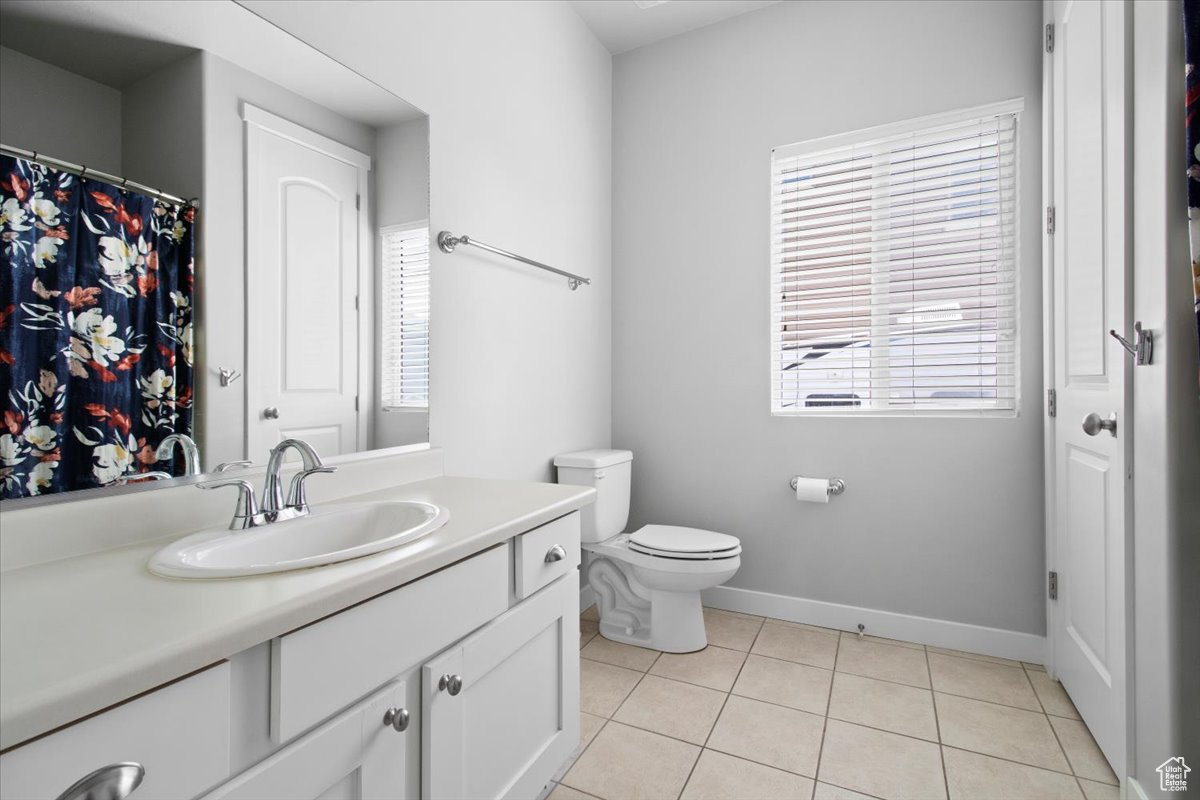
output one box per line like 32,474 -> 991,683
0,155 -> 195,498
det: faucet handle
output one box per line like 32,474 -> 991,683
197,478 -> 260,529
215,460 -> 253,473
286,466 -> 337,511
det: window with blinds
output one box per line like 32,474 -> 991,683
380,223 -> 430,410
770,101 -> 1021,415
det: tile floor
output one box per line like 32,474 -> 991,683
548,606 -> 1119,800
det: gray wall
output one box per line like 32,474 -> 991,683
199,51 -> 378,468
1131,0 -> 1200,793
244,0 -> 613,482
0,45 -> 122,173
121,52 -> 204,201
612,0 -> 1046,634
374,116 -> 431,450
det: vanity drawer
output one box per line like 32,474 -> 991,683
513,512 -> 581,599
0,663 -> 231,800
271,545 -> 508,743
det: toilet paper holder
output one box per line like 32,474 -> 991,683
789,477 -> 846,497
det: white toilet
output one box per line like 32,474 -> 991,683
555,449 -> 741,653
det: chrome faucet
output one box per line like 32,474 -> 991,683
197,438 -> 336,530
156,433 -> 201,475
262,439 -> 336,521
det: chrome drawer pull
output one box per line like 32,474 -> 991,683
544,544 -> 567,563
56,762 -> 145,800
383,707 -> 410,732
438,674 -> 463,696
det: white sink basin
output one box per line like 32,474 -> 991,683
148,501 -> 450,578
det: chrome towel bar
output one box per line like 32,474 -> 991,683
437,231 -> 591,290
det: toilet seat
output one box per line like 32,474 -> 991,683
627,525 -> 741,560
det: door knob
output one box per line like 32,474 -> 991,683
383,707 -> 409,732
544,544 -> 567,563
438,674 -> 463,696
1082,412 -> 1117,437
55,762 -> 145,800
263,407 -> 280,420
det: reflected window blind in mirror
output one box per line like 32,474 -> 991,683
380,223 -> 430,410
770,101 -> 1021,415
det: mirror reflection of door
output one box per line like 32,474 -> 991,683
244,105 -> 367,459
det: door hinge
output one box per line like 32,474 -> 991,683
354,294 -> 359,312
1046,388 -> 1056,418
355,193 -> 361,211
1045,206 -> 1055,235
1048,570 -> 1058,600
354,395 -> 359,411
1045,23 -> 1054,53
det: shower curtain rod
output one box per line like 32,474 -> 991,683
0,143 -> 196,206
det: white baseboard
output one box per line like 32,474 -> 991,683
702,585 -> 1047,664
579,583 -> 596,614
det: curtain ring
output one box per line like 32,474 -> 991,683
79,165 -> 88,179
120,176 -> 129,190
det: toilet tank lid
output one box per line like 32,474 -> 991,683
554,449 -> 633,468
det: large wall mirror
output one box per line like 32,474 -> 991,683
0,0 -> 430,503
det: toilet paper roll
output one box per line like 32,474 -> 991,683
793,477 -> 830,504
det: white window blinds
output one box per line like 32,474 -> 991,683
380,224 -> 430,410
770,102 -> 1021,415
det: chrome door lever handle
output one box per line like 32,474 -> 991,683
1109,322 -> 1152,365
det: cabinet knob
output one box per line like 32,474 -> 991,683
438,674 -> 463,696
263,406 -> 280,420
383,707 -> 410,732
56,762 -> 145,800
544,544 -> 567,563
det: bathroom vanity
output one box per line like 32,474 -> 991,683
0,449 -> 591,800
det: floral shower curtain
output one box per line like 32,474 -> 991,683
0,155 -> 194,499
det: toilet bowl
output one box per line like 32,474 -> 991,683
554,449 -> 741,653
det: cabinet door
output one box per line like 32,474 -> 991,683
422,572 -> 579,800
205,681 -> 407,800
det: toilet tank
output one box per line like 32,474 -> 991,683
554,449 -> 632,544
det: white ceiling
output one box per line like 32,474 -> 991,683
569,0 -> 781,54
0,0 -> 424,126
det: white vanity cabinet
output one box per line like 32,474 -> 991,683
422,570 -> 579,800
0,664 -> 232,800
0,511 -> 583,800
204,681 -> 407,800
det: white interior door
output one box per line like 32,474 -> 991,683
1048,0 -> 1130,779
245,104 -> 368,460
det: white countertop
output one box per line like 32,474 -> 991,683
0,476 -> 594,751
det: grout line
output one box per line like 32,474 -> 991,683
676,618 -> 773,794
678,619 -> 763,800
816,779 -> 890,800
928,644 -> 951,800
1044,712 -> 1081,779
940,744 -> 1084,781
810,624 -> 841,796
1023,662 -> 1051,715
931,688 -> 1048,715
